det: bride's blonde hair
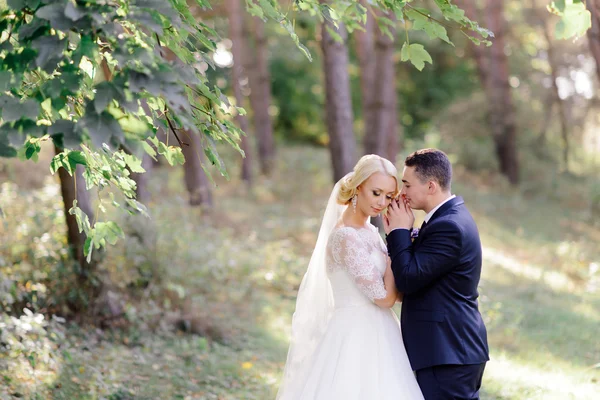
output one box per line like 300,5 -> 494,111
337,154 -> 400,205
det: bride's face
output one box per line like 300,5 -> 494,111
357,172 -> 397,217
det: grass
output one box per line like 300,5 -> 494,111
1,145 -> 599,399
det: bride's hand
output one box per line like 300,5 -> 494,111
400,195 -> 416,228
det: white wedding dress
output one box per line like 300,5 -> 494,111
277,218 -> 424,398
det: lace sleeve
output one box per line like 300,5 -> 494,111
330,228 -> 388,301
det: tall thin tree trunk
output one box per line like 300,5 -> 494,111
540,12 -> 569,169
321,4 -> 356,182
588,0 -> 600,82
536,93 -> 554,150
55,145 -> 99,305
486,0 -> 519,184
227,0 -> 253,184
372,10 -> 399,162
355,0 -> 376,153
386,97 -> 399,165
247,16 -> 276,176
181,130 -> 213,207
456,0 -> 490,93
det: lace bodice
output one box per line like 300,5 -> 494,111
326,225 -> 389,304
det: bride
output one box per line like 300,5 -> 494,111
277,155 -> 424,399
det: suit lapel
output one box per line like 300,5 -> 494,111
413,196 -> 464,247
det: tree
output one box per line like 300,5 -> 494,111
55,147 -> 99,301
354,0 -> 376,154
371,9 -> 399,164
182,129 -> 213,206
0,0 -> 246,262
535,2 -> 571,169
485,0 -> 519,184
459,0 -> 519,184
320,3 -> 356,182
357,6 -> 399,163
227,0 -> 253,184
0,0 -> 500,258
246,15 -> 276,176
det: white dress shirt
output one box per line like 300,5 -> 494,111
423,195 -> 456,224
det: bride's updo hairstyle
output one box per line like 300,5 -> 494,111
337,154 -> 400,205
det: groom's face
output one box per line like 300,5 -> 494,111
400,166 -> 429,211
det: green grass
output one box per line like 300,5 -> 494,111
1,145 -> 599,399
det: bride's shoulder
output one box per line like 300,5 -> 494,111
328,225 -> 366,243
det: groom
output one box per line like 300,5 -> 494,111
383,149 -> 489,400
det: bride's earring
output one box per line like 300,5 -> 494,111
352,194 -> 357,213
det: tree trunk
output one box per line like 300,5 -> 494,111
355,0 -> 376,153
541,12 -> 570,170
321,6 -> 356,182
588,0 -> 600,82
485,0 -> 519,185
247,16 -> 276,176
226,0 -> 253,184
55,146 -> 99,308
385,100 -> 400,165
372,10 -> 399,163
456,0 -> 490,93
181,130 -> 213,207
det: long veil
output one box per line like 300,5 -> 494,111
276,174 -> 350,399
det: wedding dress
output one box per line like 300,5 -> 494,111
277,175 -> 424,400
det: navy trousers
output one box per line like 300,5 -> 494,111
415,363 -> 486,400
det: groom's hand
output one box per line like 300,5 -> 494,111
384,198 -> 414,235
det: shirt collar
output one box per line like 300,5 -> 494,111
424,195 -> 456,223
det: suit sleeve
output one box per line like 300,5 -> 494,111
386,220 -> 462,294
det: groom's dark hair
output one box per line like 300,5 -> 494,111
405,149 -> 452,191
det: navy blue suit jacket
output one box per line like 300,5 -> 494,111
386,196 -> 489,371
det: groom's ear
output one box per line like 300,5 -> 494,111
427,180 -> 437,194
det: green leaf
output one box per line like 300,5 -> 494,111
119,115 -> 150,137
404,8 -> 430,22
94,221 -> 124,246
0,97 -> 39,122
123,153 -> 145,173
141,140 -> 157,160
79,108 -> 125,149
64,1 -> 84,21
555,2 -> 591,39
32,35 -> 66,72
157,142 -> 185,166
325,25 -> 343,43
0,72 -> 11,91
400,43 -> 433,71
24,140 -> 41,161
17,18 -> 49,41
69,202 -> 91,234
411,18 -> 452,45
439,4 -> 465,23
49,120 -> 81,149
67,151 -> 87,172
50,152 -> 72,175
0,134 -> 17,158
84,236 -> 93,260
36,3 -> 74,31
94,82 -> 115,114
72,34 -> 95,66
129,10 -> 164,35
